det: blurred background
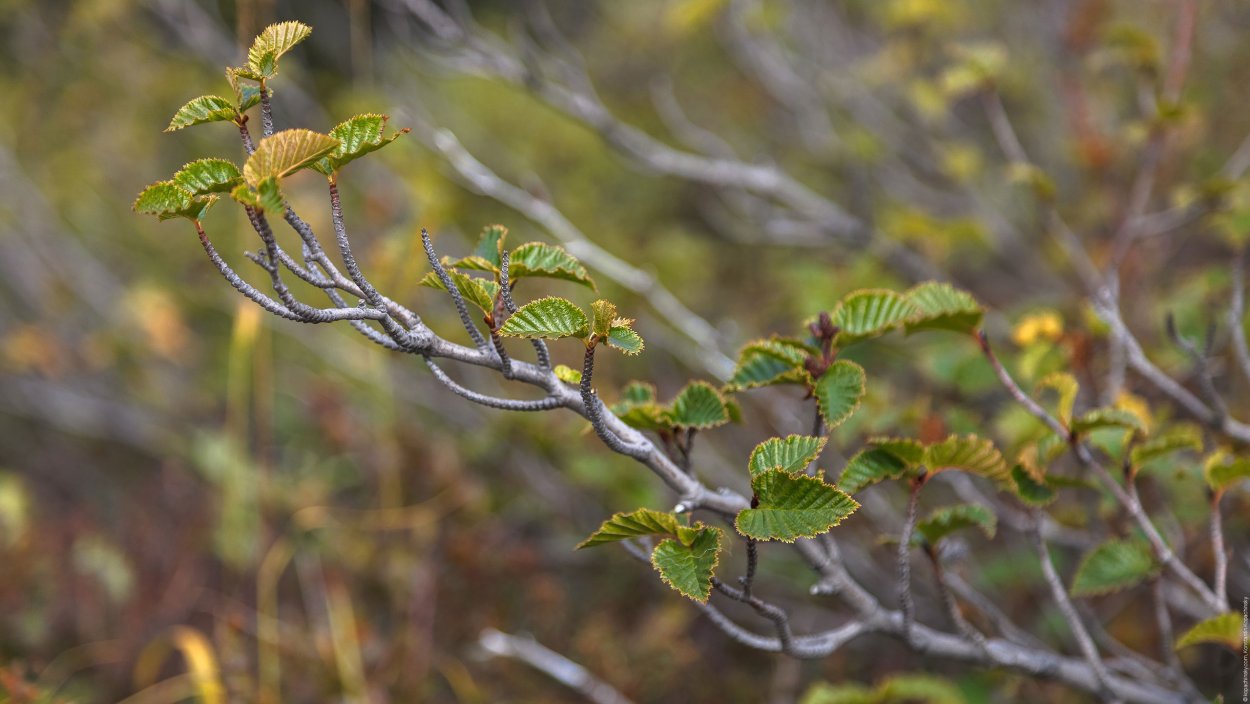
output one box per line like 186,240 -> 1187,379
1,0 -> 1248,701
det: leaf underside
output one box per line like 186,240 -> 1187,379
650,527 -> 722,603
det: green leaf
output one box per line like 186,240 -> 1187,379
801,674 -> 965,704
1070,538 -> 1159,597
230,177 -> 283,214
172,158 -> 242,196
832,289 -> 918,345
1203,452 -> 1250,493
749,435 -> 827,477
508,242 -> 596,289
498,296 -> 589,339
1070,408 -> 1145,435
666,381 -> 729,429
903,281 -> 983,335
475,225 -> 508,269
725,337 -> 813,392
651,526 -> 723,602
620,381 -> 657,405
419,269 -> 500,316
1010,465 -> 1056,506
590,300 -> 617,338
915,503 -> 997,544
576,508 -> 681,548
736,470 -> 860,542
246,20 -> 312,78
605,322 -> 645,355
314,113 -> 409,174
815,360 -> 866,430
134,181 -> 191,218
1036,372 -> 1079,427
611,382 -> 665,431
1174,612 -> 1242,651
553,364 -> 582,385
924,435 -> 1009,483
226,68 -> 263,111
165,95 -> 238,132
839,444 -> 922,494
1131,424 -> 1203,467
870,437 -> 927,465
243,129 -> 340,187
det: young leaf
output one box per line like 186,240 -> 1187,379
666,381 -> 729,429
838,443 -> 922,494
1203,452 -> 1250,494
1016,434 -> 1067,481
1010,465 -> 1057,506
1035,372 -> 1079,427
650,526 -> 722,602
903,281 -> 984,334
619,381 -> 657,405
1070,538 -> 1159,597
226,68 -> 263,111
1130,424 -> 1202,468
508,242 -> 596,289
735,470 -> 860,542
165,95 -> 238,132
230,177 -> 283,214
419,269 -> 500,315
553,364 -> 582,385
243,129 -> 340,187
576,508 -> 680,548
314,113 -> 409,175
725,338 -> 813,391
173,159 -> 242,196
924,435 -> 1009,483
245,20 -> 312,79
832,289 -> 918,345
1173,612 -> 1241,651
498,296 -> 589,339
1070,408 -> 1145,435
748,435 -> 827,477
611,382 -> 665,431
590,300 -> 617,338
605,322 -> 645,355
814,360 -> 866,430
915,503 -> 997,544
134,181 -> 192,218
475,225 -> 508,268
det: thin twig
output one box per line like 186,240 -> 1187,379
924,545 -> 988,653
477,629 -> 634,704
1229,247 -> 1250,385
898,479 -> 922,646
423,357 -> 561,412
420,227 -> 488,350
1209,491 -> 1228,607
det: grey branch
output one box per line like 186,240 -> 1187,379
477,628 -> 634,704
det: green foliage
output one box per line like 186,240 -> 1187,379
419,270 -> 500,316
1036,372 -> 1079,427
839,441 -> 923,494
226,67 -> 263,111
1070,538 -> 1159,597
590,300 -> 617,338
241,20 -> 312,80
509,242 -> 597,290
474,225 -> 508,269
1130,424 -> 1203,468
165,95 -> 238,132
1173,612 -> 1242,651
604,322 -> 645,355
133,181 -> 216,222
902,281 -> 984,335
650,527 -> 723,602
735,470 -> 860,542
611,382 -> 667,431
243,129 -> 340,186
832,289 -> 918,345
725,337 -> 813,391
915,503 -> 997,544
924,435 -> 1009,483
801,674 -> 966,704
1070,408 -> 1145,435
553,364 -> 582,384
173,159 -> 243,196
815,360 -> 866,429
1010,465 -> 1056,506
314,113 -> 409,175
498,297 -> 589,339
1204,452 -> 1250,493
229,176 -> 283,214
665,381 -> 730,429
578,509 -> 723,602
748,435 -> 827,476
